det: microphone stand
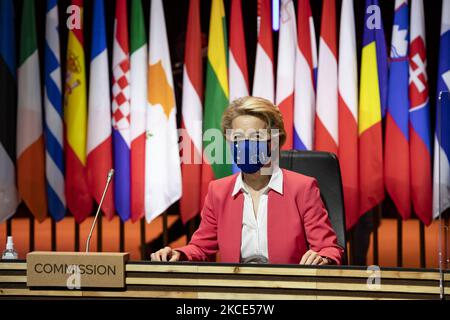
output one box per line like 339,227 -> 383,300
86,169 -> 114,253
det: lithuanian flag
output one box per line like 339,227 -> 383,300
201,0 -> 231,201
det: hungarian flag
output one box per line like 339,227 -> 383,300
409,0 -> 432,225
338,0 -> 359,230
294,0 -> 317,151
64,0 -> 92,223
433,0 -> 450,218
45,0 -> 65,222
0,0 -> 19,223
315,0 -> 338,154
87,0 -> 114,220
385,0 -> 411,220
180,0 -> 203,224
359,0 -> 388,215
276,0 -> 297,150
130,0 -> 147,222
112,0 -> 131,222
145,0 -> 182,223
17,0 -> 47,222
252,0 -> 274,102
201,0 -> 231,202
229,0 -> 249,173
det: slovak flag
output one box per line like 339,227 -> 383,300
385,0 -> 411,220
433,0 -> 450,219
409,0 -> 432,225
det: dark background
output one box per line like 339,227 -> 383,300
10,0 -> 445,220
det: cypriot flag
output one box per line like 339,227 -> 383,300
145,0 -> 182,223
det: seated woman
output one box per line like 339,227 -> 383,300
151,96 -> 344,265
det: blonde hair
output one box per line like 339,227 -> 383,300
221,96 -> 286,146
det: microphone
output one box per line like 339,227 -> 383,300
86,169 -> 114,253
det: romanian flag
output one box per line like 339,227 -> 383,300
201,0 -> 231,201
358,0 -> 388,215
64,0 -> 92,223
17,0 -> 47,222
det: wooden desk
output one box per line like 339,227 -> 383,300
0,261 -> 449,300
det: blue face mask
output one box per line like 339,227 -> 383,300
231,140 -> 271,174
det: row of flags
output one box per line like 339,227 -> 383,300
0,0 -> 182,225
0,0 -> 449,231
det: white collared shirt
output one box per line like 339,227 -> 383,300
232,167 -> 283,262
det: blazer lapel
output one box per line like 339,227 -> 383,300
267,188 -> 285,263
226,190 -> 244,262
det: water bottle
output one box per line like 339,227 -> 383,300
2,236 -> 18,260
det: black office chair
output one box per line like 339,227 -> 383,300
279,150 -> 348,264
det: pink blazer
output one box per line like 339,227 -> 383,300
175,169 -> 344,265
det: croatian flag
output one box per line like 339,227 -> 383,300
294,0 -> 317,151
44,0 -> 65,221
433,0 -> 450,219
112,0 -> 131,221
409,0 -> 432,225
385,0 -> 411,220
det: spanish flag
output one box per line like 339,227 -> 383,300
358,0 -> 388,215
17,0 -> 47,222
201,0 -> 231,202
64,0 -> 92,223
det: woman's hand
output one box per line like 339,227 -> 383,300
299,250 -> 331,265
150,246 -> 181,262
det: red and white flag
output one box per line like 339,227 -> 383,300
294,0 -> 317,151
276,0 -> 297,150
229,0 -> 249,102
315,0 -> 338,154
252,0 -> 274,102
338,0 -> 359,230
180,0 -> 203,224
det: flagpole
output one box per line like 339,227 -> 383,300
163,210 -> 168,247
51,220 -> 56,251
6,218 -> 11,238
373,205 -> 380,266
419,221 -> 426,268
397,217 -> 403,267
140,218 -> 146,259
